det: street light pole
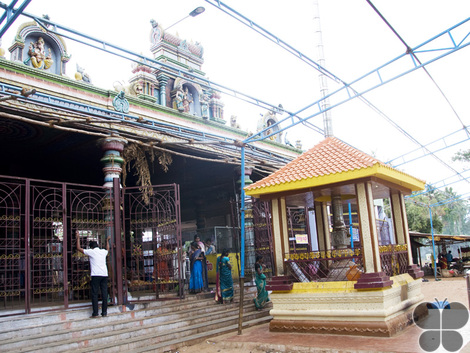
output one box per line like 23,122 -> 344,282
164,7 -> 205,31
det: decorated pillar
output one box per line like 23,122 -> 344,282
330,192 -> 349,249
354,181 -> 392,289
271,198 -> 284,276
391,192 -> 405,245
99,135 -> 127,304
243,168 -> 255,279
157,74 -> 169,107
398,193 -> 413,264
237,166 -> 255,278
270,197 -> 290,276
100,136 -> 127,188
392,191 -> 424,279
314,201 -> 331,252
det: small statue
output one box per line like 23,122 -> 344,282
134,83 -> 143,95
182,87 -> 192,113
0,38 -> 5,58
42,14 -> 51,28
113,91 -> 130,113
200,93 -> 210,119
150,19 -> 162,44
179,40 -> 189,52
257,110 -> 282,142
75,64 -> 91,83
174,86 -> 184,111
25,37 -> 53,70
195,41 -> 204,58
230,115 -> 240,129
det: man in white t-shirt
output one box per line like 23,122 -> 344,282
76,231 -> 110,318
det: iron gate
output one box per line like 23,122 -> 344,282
0,175 -> 182,316
252,199 -> 274,279
123,184 -> 182,301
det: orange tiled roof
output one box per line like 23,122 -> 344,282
244,137 -> 425,197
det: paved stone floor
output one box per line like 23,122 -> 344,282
176,321 -> 469,353
179,276 -> 470,353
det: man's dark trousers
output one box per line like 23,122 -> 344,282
90,276 -> 108,316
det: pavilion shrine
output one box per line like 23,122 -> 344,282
244,136 -> 427,336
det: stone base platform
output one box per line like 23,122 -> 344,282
268,274 -> 426,337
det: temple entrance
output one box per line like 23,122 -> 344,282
123,184 -> 182,301
252,199 -> 274,280
0,175 -> 181,316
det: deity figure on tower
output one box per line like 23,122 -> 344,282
26,37 -> 53,70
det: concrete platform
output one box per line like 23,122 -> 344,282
200,320 -> 470,353
181,276 -> 470,353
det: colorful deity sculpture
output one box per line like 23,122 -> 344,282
25,37 -> 53,70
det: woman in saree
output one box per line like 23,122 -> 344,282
214,254 -> 223,303
189,241 -> 204,294
219,249 -> 233,304
253,255 -> 270,310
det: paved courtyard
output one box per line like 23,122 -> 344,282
178,276 -> 470,353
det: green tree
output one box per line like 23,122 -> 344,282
452,149 -> 470,162
439,187 -> 468,235
405,192 -> 443,233
451,149 -> 470,234
405,187 -> 469,235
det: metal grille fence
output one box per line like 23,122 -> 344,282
0,176 -> 182,316
0,178 -> 24,313
252,199 -> 274,280
123,184 -> 182,301
379,244 -> 409,276
285,248 -> 364,282
69,186 -> 114,307
284,244 -> 409,283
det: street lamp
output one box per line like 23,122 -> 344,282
164,7 -> 205,31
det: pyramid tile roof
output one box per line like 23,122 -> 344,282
244,137 -> 425,198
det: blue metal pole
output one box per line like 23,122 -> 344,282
348,202 -> 354,249
240,146 -> 246,278
0,0 -> 32,38
429,207 -> 438,281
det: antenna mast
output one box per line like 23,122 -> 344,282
313,0 -> 333,137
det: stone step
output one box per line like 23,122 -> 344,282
0,295 -> 207,340
71,305 -> 273,353
0,284 -> 267,353
1,295 -> 259,350
0,285 -> 257,337
5,301 -> 271,353
134,315 -> 272,353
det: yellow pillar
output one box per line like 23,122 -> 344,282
391,191 -> 405,245
280,197 -> 290,259
271,198 -> 288,276
398,192 -> 413,264
314,201 -> 331,252
356,182 -> 381,273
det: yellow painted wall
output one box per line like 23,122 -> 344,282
206,253 -> 240,283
